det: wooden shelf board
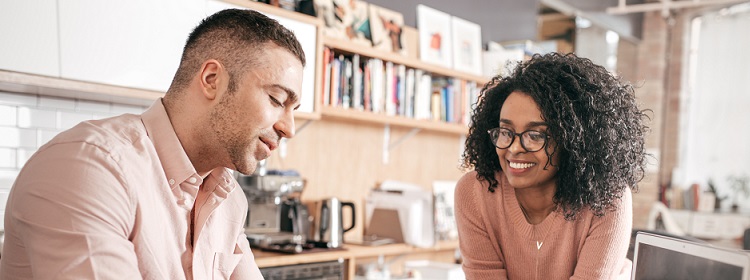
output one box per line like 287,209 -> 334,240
254,240 -> 459,268
294,111 -> 321,121
323,36 -> 489,85
320,106 -> 468,135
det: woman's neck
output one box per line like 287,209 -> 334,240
515,187 -> 557,225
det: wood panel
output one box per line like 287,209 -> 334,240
266,119 -> 466,240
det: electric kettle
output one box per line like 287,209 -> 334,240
312,197 -> 356,248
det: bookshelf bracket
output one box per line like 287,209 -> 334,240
382,124 -> 421,164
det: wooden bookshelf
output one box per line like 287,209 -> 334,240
324,36 -> 489,85
320,106 -> 468,135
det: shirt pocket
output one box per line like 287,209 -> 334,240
212,244 -> 244,280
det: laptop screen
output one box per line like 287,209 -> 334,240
632,232 -> 750,280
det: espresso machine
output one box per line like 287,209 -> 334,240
236,160 -> 310,253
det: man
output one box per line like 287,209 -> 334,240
1,9 -> 305,279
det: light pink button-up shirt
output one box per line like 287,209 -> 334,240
1,99 -> 264,279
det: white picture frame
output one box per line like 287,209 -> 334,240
451,16 -> 482,75
416,5 -> 452,68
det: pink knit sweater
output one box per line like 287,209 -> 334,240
455,171 -> 632,280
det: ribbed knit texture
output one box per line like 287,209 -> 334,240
455,171 -> 632,280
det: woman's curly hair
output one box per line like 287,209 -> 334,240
461,53 -> 649,220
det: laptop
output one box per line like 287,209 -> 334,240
631,231 -> 750,280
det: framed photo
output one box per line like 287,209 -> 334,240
369,4 -> 406,55
433,181 -> 458,241
315,0 -> 372,46
451,16 -> 482,75
417,5 -> 452,68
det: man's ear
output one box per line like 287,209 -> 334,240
199,59 -> 226,101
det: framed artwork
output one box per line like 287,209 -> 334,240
433,181 -> 458,241
315,0 -> 372,46
417,5 -> 452,68
451,16 -> 482,75
368,4 -> 406,55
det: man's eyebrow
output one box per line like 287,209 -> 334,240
267,84 -> 299,106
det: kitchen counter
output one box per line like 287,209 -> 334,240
253,240 -> 460,279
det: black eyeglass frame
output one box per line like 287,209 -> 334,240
487,127 -> 551,153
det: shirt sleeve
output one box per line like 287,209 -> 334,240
230,232 -> 264,279
571,189 -> 633,280
454,173 -> 509,280
4,142 -> 142,279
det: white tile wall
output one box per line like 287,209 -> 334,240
0,91 -> 148,215
0,104 -> 17,126
16,148 -> 36,168
0,127 -> 37,148
0,148 -> 16,169
112,104 -> 148,115
39,129 -> 61,145
0,170 -> 20,189
18,107 -> 57,129
76,100 -> 111,113
39,96 -> 76,110
0,92 -> 36,106
59,111 -> 94,130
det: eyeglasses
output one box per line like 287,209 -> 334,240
487,127 -> 550,152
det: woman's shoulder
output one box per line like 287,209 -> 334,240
455,171 -> 505,198
456,171 -> 486,192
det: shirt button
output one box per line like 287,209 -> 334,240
188,177 -> 197,184
178,199 -> 192,206
168,179 -> 175,185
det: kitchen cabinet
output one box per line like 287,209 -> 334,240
58,0 -> 206,92
0,0 -> 60,77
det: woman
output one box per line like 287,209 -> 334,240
456,53 -> 648,279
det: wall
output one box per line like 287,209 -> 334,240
629,10 -> 673,228
0,91 -> 148,230
366,0 -> 540,43
264,119 -> 466,240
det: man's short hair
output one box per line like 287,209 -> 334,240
169,9 -> 305,93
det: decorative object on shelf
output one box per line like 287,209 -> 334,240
417,4 -> 453,68
368,4 -> 406,55
728,174 -> 750,212
315,0 -> 371,46
433,180 -> 458,241
296,0 -> 317,16
450,16 -> 483,76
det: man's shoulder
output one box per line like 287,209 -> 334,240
47,113 -> 148,153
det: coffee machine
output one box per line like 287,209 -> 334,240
236,160 -> 310,253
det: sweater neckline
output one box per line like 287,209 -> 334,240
499,172 -> 564,243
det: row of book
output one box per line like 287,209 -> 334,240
321,47 -> 481,124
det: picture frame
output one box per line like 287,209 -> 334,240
315,0 -> 372,46
451,16 -> 482,75
417,5 -> 452,68
368,4 -> 406,55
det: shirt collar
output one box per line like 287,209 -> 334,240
141,99 -> 199,190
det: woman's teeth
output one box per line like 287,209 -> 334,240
509,162 -> 535,169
